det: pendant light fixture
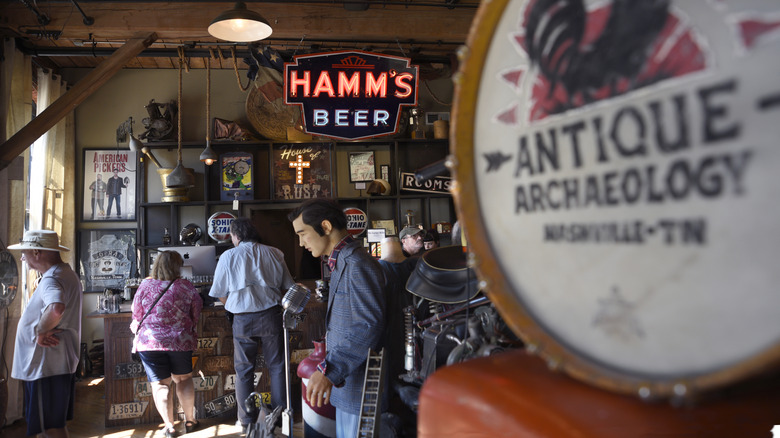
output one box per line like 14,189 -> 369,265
200,60 -> 217,165
166,62 -> 196,189
208,2 -> 273,42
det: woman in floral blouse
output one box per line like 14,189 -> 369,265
131,250 -> 202,437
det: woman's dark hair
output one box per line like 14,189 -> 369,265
287,198 -> 347,236
230,217 -> 261,243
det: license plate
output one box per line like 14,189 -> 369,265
109,401 -> 149,420
135,380 -> 152,398
193,375 -> 218,391
203,355 -> 233,372
197,337 -> 218,351
203,393 -> 237,417
114,361 -> 146,379
247,391 -> 272,407
224,371 -> 263,390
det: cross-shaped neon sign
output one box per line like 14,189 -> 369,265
289,154 -> 311,184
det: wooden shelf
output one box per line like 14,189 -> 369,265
136,138 -> 455,276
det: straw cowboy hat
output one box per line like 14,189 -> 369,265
8,230 -> 70,252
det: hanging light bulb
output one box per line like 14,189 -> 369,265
200,139 -> 217,166
208,2 -> 273,42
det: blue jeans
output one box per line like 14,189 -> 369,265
232,307 -> 286,425
107,194 -> 121,216
336,409 -> 359,438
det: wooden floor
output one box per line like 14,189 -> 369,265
2,377 -> 304,438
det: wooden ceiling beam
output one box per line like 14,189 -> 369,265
0,32 -> 158,171
2,2 -> 476,45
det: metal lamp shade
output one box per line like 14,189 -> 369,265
207,2 -> 272,42
199,140 -> 218,165
165,161 -> 195,188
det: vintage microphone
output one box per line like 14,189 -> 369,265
282,283 -> 311,315
280,283 -> 311,437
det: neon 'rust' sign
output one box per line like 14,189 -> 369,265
284,51 -> 419,140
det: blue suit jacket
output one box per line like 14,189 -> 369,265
323,239 -> 386,414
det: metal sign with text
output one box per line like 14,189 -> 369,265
285,51 -> 419,140
400,172 -> 452,194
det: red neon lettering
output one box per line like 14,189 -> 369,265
289,71 -> 311,97
338,71 -> 361,97
394,73 -> 414,98
366,72 -> 387,98
313,71 -> 336,97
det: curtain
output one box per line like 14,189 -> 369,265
33,68 -> 76,266
0,44 -> 77,428
0,37 -> 32,427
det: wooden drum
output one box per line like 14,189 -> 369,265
450,0 -> 780,400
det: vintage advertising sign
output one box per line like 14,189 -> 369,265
399,172 -> 452,194
453,0 -> 780,398
344,207 -> 368,236
221,152 -> 254,201
285,51 -> 419,140
273,143 -> 332,200
207,212 -> 236,243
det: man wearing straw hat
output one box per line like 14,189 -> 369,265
8,230 -> 82,438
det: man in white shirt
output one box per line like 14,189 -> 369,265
9,230 -> 83,438
209,218 -> 295,433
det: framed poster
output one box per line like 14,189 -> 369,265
81,149 -> 137,221
348,151 -> 375,182
78,229 -> 137,292
220,152 -> 254,201
273,143 -> 332,200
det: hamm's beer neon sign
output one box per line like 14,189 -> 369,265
284,51 -> 419,140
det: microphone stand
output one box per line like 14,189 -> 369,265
280,283 -> 311,437
282,308 -> 295,437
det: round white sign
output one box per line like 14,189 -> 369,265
344,207 -> 368,236
453,0 -> 780,398
208,212 -> 236,243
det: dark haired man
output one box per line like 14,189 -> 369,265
288,198 -> 385,438
209,217 -> 295,433
106,169 -> 126,218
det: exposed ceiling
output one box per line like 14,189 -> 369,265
1,0 -> 480,72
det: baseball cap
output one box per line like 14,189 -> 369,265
399,226 -> 423,240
